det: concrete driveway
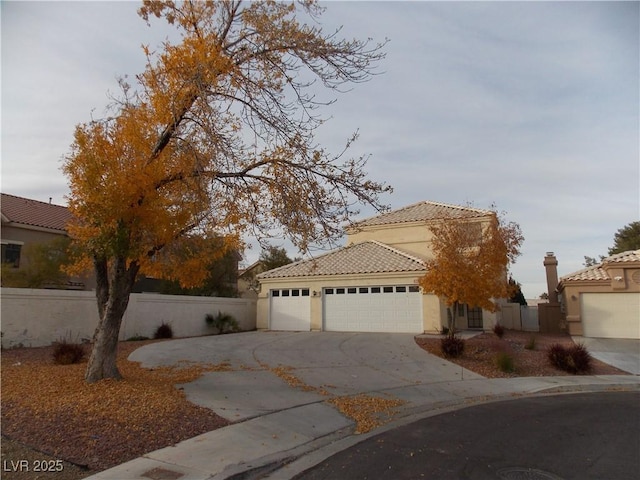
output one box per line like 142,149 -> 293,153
572,336 -> 640,375
128,331 -> 482,421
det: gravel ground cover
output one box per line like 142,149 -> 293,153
415,330 -> 626,378
1,340 -> 229,480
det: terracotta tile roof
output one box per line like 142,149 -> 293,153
1,193 -> 71,233
605,249 -> 640,264
257,240 -> 426,279
560,250 -> 640,282
560,265 -> 610,282
351,201 -> 492,228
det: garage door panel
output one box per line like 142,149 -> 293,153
270,288 -> 311,331
581,293 -> 640,339
324,285 -> 422,333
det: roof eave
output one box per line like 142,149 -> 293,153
558,278 -> 610,290
2,221 -> 68,236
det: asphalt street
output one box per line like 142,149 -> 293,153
294,392 -> 640,480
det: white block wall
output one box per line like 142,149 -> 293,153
0,288 -> 256,348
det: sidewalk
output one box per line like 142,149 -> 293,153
86,374 -> 640,480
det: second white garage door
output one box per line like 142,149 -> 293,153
270,288 -> 311,331
581,293 -> 640,339
323,285 -> 422,333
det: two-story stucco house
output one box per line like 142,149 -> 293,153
256,200 -> 501,333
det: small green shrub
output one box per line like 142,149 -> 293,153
127,335 -> 150,341
493,323 -> 505,338
524,336 -> 537,350
205,312 -> 239,334
495,351 -> 515,373
441,335 -> 465,358
52,340 -> 86,365
547,343 -> 592,374
154,322 -> 173,339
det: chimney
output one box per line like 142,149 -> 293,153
543,252 -> 559,304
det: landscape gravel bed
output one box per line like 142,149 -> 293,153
415,330 -> 626,378
1,340 -> 229,479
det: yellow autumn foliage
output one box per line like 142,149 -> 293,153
419,211 -> 523,313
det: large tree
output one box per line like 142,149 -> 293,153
143,236 -> 241,297
63,0 -> 390,383
418,210 -> 523,335
608,221 -> 640,255
583,220 -> 639,265
259,245 -> 298,271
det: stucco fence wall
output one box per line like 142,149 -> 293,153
0,288 -> 257,349
499,303 -> 539,332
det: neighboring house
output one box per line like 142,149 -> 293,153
2,192 -> 243,295
238,260 -> 267,299
558,250 -> 640,339
1,192 -> 91,289
256,201 -> 501,333
1,193 -> 71,266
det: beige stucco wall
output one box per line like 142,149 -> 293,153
2,224 -> 63,243
561,266 -> 640,336
346,217 -> 491,262
1,224 -> 95,289
347,222 -> 436,260
1,224 -> 64,269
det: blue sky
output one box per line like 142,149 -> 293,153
2,1 -> 638,299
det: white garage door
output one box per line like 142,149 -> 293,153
581,293 -> 640,339
324,285 -> 422,333
270,288 -> 311,331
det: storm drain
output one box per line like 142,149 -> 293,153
497,467 -> 564,480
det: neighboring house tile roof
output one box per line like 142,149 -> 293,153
351,200 -> 492,228
257,240 -> 426,279
560,250 -> 640,282
1,193 -> 71,233
605,249 -> 640,265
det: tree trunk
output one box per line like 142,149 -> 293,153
85,256 -> 139,383
447,301 -> 459,337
